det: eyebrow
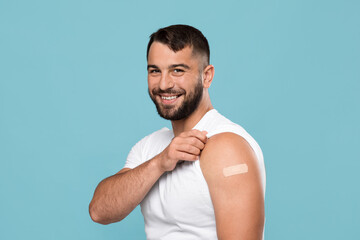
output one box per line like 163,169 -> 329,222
169,64 -> 190,70
147,64 -> 158,70
147,64 -> 191,70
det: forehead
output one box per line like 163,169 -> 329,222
147,42 -> 199,66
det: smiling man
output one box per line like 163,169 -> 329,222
89,25 -> 266,240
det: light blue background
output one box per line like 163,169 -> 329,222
1,0 -> 359,239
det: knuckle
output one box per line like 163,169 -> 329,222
201,134 -> 207,141
192,129 -> 201,135
187,145 -> 193,152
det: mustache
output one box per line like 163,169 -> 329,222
151,88 -> 186,95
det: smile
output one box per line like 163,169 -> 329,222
158,94 -> 182,104
161,95 -> 178,100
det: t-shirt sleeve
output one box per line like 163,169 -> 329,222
123,128 -> 169,169
123,136 -> 146,169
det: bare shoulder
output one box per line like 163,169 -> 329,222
199,132 -> 265,239
200,132 -> 261,180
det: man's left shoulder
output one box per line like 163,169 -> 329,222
201,132 -> 257,164
199,132 -> 265,239
199,132 -> 263,183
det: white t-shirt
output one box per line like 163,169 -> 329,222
124,109 -> 266,240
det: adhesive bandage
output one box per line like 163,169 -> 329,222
223,164 -> 248,177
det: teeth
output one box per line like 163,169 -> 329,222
161,96 -> 178,100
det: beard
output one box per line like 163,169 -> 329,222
148,77 -> 203,121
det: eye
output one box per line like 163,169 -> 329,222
149,69 -> 160,74
172,68 -> 185,76
173,68 -> 184,73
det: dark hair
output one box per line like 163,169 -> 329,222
147,24 -> 210,65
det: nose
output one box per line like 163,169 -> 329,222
159,73 -> 174,90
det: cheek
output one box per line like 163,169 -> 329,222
175,74 -> 192,86
147,76 -> 157,89
181,75 -> 200,90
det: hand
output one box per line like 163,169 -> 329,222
157,129 -> 208,172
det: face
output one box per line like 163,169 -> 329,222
147,42 -> 205,120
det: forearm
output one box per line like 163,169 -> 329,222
89,156 -> 164,224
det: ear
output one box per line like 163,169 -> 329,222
203,64 -> 215,89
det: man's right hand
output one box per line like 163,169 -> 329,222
157,129 -> 208,172
89,129 -> 207,225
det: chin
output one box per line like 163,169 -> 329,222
157,107 -> 182,120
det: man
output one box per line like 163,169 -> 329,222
89,24 -> 266,240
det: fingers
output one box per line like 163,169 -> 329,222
176,136 -> 205,150
180,129 -> 208,144
177,143 -> 202,156
175,151 -> 199,162
173,129 -> 208,161
176,130 -> 207,152
159,129 -> 209,172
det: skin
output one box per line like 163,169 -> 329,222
147,42 -> 214,134
200,133 -> 265,240
89,42 -> 265,239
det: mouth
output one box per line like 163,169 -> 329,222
158,94 -> 182,104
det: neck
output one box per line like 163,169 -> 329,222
171,97 -> 213,137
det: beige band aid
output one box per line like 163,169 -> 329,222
223,164 -> 248,177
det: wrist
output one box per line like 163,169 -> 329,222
151,154 -> 166,175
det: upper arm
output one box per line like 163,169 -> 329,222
200,132 -> 265,240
